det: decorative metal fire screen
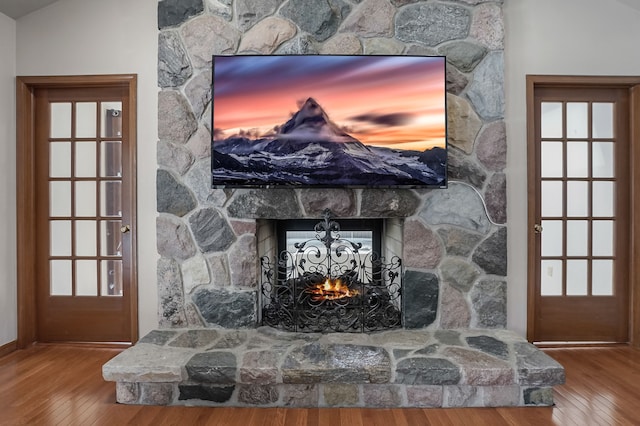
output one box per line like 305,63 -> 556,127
260,210 -> 402,332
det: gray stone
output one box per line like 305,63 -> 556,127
184,159 -> 226,207
319,33 -> 362,54
157,140 -> 194,176
157,257 -> 187,326
228,234 -> 258,288
443,347 -> 514,386
396,3 -> 470,46
485,173 -> 507,224
440,41 -> 487,73
395,357 -> 461,385
236,0 -> 284,31
466,335 -> 509,360
470,279 -> 507,328
157,170 -> 197,217
406,385 -> 443,407
391,0 -> 419,5
178,384 -> 234,402
447,93 -> 482,154
102,343 -> 193,382
362,37 -> 404,55
439,284 -> 470,328
523,387 -> 554,406
360,189 -> 420,218
186,125 -> 211,160
403,219 -> 443,269
138,330 -> 179,345
476,121 -> 507,171
139,383 -> 175,405
227,189 -> 302,219
282,343 -> 391,384
158,31 -> 193,88
444,385 -> 481,407
467,51 -> 504,121
282,384 -> 319,407
419,183 -> 491,234
483,386 -> 520,407
515,342 -> 566,386
240,350 -> 279,383
158,0 -> 204,29
211,330 -> 249,349
362,385 -> 402,407
472,228 -> 507,276
446,65 -> 469,96
238,385 -> 279,404
157,215 -> 198,260
158,90 -> 198,145
405,44 -> 439,56
299,188 -> 356,217
402,270 -> 439,329
470,3 -> 504,50
116,382 -> 139,404
280,0 -> 351,42
440,257 -> 480,293
323,384 -> 359,406
205,0 -> 232,21
414,344 -> 439,356
169,329 -> 219,348
276,35 -> 320,54
184,302 -> 206,327
340,0 -> 394,37
186,351 -> 237,384
188,208 -> 236,252
238,17 -> 297,54
437,227 -> 483,257
185,71 -> 212,120
435,330 -> 462,346
181,15 -> 240,68
448,147 -> 487,188
192,287 -> 257,328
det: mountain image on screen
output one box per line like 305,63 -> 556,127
212,98 -> 446,187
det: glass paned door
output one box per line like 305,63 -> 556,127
34,84 -> 135,343
531,84 -> 630,343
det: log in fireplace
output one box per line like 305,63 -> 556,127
260,209 -> 402,332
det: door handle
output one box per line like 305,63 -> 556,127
120,224 -> 131,233
534,224 -> 543,234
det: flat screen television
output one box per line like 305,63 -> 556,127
211,55 -> 447,188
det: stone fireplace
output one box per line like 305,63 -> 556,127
101,0 -> 565,409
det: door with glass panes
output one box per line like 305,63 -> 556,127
34,85 -> 135,342
529,83 -> 630,343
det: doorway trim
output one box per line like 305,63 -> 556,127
16,75 -> 138,348
526,75 -> 640,348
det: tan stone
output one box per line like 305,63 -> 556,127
320,33 -> 362,54
239,17 -> 297,54
181,15 -> 240,68
447,93 -> 483,154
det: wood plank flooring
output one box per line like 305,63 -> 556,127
0,344 -> 639,425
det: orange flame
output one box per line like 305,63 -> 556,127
306,277 -> 359,301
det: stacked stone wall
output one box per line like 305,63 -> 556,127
156,0 -> 507,330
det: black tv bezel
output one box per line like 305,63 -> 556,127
211,54 -> 448,189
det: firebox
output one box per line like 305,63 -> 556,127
260,210 -> 402,332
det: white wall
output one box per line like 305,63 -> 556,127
16,0 -> 159,338
0,12 -> 16,347
504,0 -> 640,337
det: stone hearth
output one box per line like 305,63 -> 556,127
103,328 -> 564,407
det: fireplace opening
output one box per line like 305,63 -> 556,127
259,210 -> 402,332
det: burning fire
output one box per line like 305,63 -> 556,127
306,277 -> 359,301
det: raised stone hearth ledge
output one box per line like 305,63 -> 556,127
103,328 -> 564,408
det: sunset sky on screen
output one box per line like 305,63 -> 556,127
212,55 -> 446,151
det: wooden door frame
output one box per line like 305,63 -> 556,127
16,75 -> 138,348
526,75 -> 640,347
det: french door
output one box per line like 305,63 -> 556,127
17,76 -> 138,344
528,78 -> 633,343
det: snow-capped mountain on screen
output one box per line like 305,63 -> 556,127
212,98 -> 446,187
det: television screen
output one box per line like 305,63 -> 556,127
211,55 -> 447,188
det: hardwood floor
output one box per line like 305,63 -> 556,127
0,345 -> 639,425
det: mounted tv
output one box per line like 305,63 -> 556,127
211,55 -> 447,188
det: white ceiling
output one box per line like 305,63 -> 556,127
0,0 -> 59,19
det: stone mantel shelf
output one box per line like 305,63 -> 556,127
103,327 -> 564,408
